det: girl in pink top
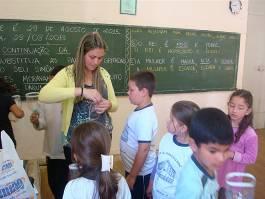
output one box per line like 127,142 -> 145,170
217,89 -> 258,190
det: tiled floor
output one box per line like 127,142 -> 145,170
25,160 -> 41,199
246,129 -> 265,199
40,164 -> 54,199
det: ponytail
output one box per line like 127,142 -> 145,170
72,122 -> 119,198
97,170 -> 120,199
233,113 -> 253,143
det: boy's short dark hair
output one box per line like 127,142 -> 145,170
50,65 -> 65,76
190,107 -> 233,146
130,71 -> 156,97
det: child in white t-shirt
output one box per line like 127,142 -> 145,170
120,71 -> 158,199
63,121 -> 131,199
175,108 -> 234,198
146,101 -> 200,199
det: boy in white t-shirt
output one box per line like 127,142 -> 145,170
175,108 -> 234,199
120,71 -> 158,199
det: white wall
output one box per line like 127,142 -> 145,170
243,0 -> 265,128
1,0 -> 249,158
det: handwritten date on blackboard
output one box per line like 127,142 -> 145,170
0,20 -> 240,96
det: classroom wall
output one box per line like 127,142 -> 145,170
1,0 -> 249,158
243,0 -> 265,128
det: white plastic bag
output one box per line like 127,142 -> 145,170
0,131 -> 35,199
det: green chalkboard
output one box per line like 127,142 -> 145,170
0,19 -> 240,96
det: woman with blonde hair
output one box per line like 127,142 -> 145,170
39,32 -> 118,163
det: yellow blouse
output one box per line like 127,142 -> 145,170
39,65 -> 118,135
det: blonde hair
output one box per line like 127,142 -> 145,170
73,32 -> 107,100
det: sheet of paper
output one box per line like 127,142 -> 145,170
120,0 -> 137,15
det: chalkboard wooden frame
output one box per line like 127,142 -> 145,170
0,19 -> 240,97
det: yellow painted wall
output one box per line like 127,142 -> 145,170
1,0 -> 249,158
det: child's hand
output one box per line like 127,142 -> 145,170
146,180 -> 153,199
126,174 -> 136,190
30,112 -> 39,127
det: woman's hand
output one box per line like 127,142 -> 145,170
82,88 -> 102,104
94,99 -> 112,114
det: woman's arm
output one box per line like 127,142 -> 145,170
100,68 -> 118,112
39,66 -> 75,103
